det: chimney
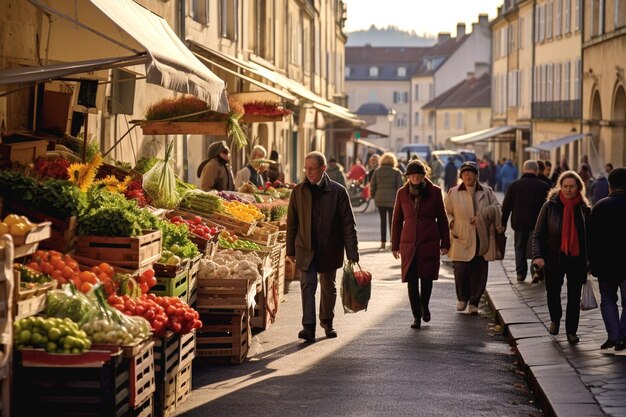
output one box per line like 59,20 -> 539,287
478,14 -> 489,26
456,23 -> 466,38
474,62 -> 490,78
437,32 -> 451,44
466,72 -> 475,79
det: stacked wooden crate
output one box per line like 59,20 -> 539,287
0,236 -> 14,417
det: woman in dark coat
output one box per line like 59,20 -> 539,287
391,160 -> 450,329
532,170 -> 591,344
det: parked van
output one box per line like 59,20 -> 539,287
396,144 -> 433,163
431,150 -> 465,169
457,149 -> 477,163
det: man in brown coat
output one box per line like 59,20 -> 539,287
286,151 -> 360,342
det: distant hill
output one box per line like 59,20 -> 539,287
346,26 -> 437,47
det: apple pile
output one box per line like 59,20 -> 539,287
168,215 -> 221,241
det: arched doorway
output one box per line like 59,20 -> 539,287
612,85 -> 626,166
590,89 -> 602,169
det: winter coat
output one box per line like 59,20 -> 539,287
430,159 -> 444,182
326,164 -> 348,189
476,205 -> 505,261
370,165 -> 404,208
501,173 -> 550,231
589,190 -> 626,280
235,164 -> 266,189
532,193 -> 591,269
445,182 -> 500,262
286,172 -> 359,272
444,161 -> 458,189
498,161 -> 518,193
590,176 -> 610,205
391,179 -> 450,282
199,158 -> 235,191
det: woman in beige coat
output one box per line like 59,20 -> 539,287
445,161 -> 502,315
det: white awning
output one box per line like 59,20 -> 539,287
527,133 -> 590,152
450,126 -> 520,144
21,0 -> 228,111
349,138 -> 387,152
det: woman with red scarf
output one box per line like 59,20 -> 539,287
532,171 -> 591,344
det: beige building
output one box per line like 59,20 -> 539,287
582,0 -> 626,169
0,0 -> 358,184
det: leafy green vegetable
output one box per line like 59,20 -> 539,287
157,219 -> 199,259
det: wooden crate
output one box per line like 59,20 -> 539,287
153,362 -> 192,417
195,278 -> 255,311
209,212 -> 256,236
75,230 -> 162,270
13,348 -> 130,417
153,331 -> 196,380
250,274 -> 278,330
129,341 -> 156,409
0,140 -> 47,164
14,292 -> 46,320
150,270 -> 188,302
195,310 -> 250,364
0,199 -> 77,253
0,235 -> 14,417
153,259 -> 189,278
141,121 -> 227,136
130,395 -> 153,417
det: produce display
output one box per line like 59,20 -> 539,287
179,189 -> 223,214
197,249 -> 263,281
220,200 -> 264,223
167,214 -> 221,242
158,220 -> 200,260
108,293 -> 201,336
14,316 -> 92,354
218,230 -> 262,251
27,250 -> 105,293
0,214 -> 38,238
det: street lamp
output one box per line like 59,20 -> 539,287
387,108 -> 396,151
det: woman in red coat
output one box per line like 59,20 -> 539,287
391,160 -> 451,329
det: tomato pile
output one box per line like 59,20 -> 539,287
168,215 -> 221,241
108,293 -> 202,336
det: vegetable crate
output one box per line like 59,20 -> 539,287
130,395 -> 153,417
13,347 -> 131,417
1,199 -> 77,253
209,212 -> 256,236
153,259 -> 189,278
194,278 -> 255,311
150,270 -> 189,302
244,221 -> 279,247
153,332 -> 195,417
0,139 -> 47,164
153,362 -> 192,417
195,309 -> 250,364
75,230 -> 162,270
127,341 -> 156,409
250,274 -> 277,331
187,256 -> 200,308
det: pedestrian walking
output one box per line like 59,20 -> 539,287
536,160 -> 552,186
391,160 -> 450,328
550,156 -> 569,186
498,159 -> 518,194
197,140 -> 235,192
589,163 -> 613,205
370,152 -> 404,250
589,167 -> 626,350
325,157 -> 348,189
445,161 -> 502,315
532,170 -> 591,344
429,154 -> 445,188
286,151 -> 360,343
444,157 -> 458,192
501,160 -> 550,282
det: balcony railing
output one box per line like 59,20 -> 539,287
531,100 -> 581,120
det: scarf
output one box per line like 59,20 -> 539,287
559,191 -> 582,256
408,182 -> 424,210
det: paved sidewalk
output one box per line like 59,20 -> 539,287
485,228 -> 626,417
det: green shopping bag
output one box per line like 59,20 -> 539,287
340,261 -> 371,313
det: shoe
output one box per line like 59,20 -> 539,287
422,306 -> 431,323
601,339 -> 616,349
379,242 -> 386,249
298,328 -> 315,343
467,304 -> 479,315
320,322 -> 337,338
567,334 -> 580,345
548,322 -> 559,335
615,339 -> 626,352
411,319 -> 421,329
531,275 -> 540,284
456,300 -> 468,311
516,275 -> 526,282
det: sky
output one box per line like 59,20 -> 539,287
343,0 -> 504,37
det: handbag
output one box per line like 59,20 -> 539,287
494,232 -> 507,260
340,261 -> 372,314
580,277 -> 598,311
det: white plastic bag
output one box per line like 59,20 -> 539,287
580,278 -> 598,311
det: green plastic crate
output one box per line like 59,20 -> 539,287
151,270 -> 188,301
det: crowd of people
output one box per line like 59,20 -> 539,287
195,141 -> 624,350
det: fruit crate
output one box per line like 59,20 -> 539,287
13,292 -> 47,320
150,270 -> 189,302
128,340 -> 156,409
130,395 -> 153,417
153,259 -> 189,278
75,230 -> 162,270
13,346 -> 130,417
208,212 -> 256,236
153,362 -> 192,417
194,277 -> 256,311
0,199 -> 77,253
195,309 -> 250,364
